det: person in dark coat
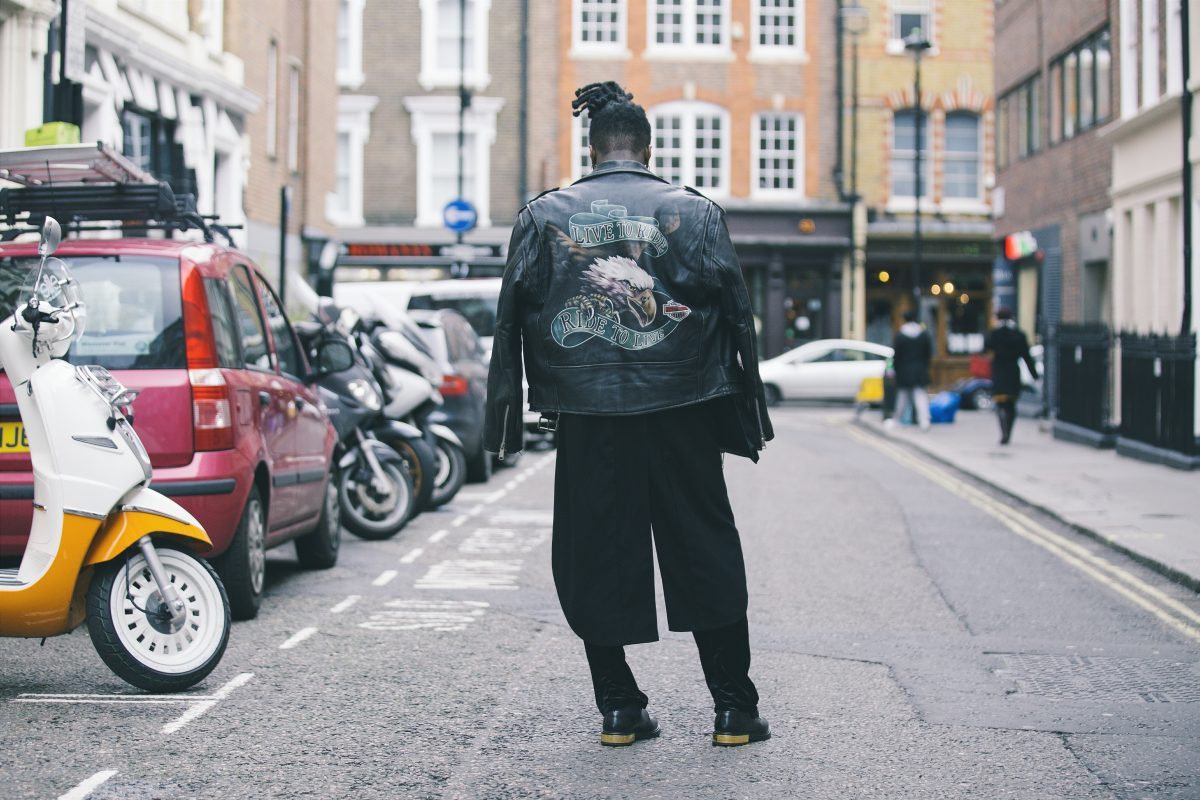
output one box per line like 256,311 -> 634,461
889,309 -> 933,429
984,306 -> 1038,444
484,82 -> 773,748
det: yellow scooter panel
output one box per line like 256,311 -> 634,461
84,509 -> 213,568
0,513 -> 100,637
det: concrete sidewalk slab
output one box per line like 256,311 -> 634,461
855,409 -> 1200,591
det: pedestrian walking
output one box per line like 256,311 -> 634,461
888,309 -> 932,430
484,81 -> 774,749
984,307 -> 1038,445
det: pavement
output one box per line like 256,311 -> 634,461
856,406 -> 1200,591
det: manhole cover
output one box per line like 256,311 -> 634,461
993,653 -> 1200,703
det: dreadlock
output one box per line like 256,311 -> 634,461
571,81 -> 651,156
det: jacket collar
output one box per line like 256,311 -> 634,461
573,160 -> 670,185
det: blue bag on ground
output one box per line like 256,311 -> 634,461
929,391 -> 960,424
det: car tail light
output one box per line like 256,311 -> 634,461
439,374 -> 469,397
181,262 -> 233,450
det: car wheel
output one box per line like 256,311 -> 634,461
970,387 -> 994,411
466,446 -> 493,483
294,472 -> 341,569
764,384 -> 783,407
215,486 -> 267,621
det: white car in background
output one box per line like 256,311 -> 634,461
759,339 -> 893,405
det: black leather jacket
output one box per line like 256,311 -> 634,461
484,160 -> 773,460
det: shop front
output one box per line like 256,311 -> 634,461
724,205 -> 853,360
864,221 -> 996,388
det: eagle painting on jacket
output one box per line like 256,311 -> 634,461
573,256 -> 657,329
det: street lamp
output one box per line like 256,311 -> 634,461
840,2 -> 869,199
904,28 -> 931,316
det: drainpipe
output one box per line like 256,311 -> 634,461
1182,0 -> 1193,337
518,0 -> 529,205
834,0 -> 846,199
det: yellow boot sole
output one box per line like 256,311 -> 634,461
600,732 -> 637,746
712,733 -> 752,746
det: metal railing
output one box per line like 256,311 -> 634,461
1055,324 -> 1112,433
1118,332 -> 1197,456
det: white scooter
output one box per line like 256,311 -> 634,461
0,218 -> 230,692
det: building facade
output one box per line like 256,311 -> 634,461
556,0 -> 846,358
850,0 -> 996,387
0,1 -> 59,150
225,0 -> 339,297
332,0 -> 552,280
993,0 -> 1115,409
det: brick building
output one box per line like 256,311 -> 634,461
225,0 -> 339,299
557,0 -> 846,358
993,0 -> 1115,407
848,0 -> 996,387
332,0 -> 553,279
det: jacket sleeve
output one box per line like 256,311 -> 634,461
1020,333 -> 1039,381
484,208 -> 537,458
711,206 -> 774,447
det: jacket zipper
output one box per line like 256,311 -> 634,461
498,406 -> 510,460
753,401 -> 766,449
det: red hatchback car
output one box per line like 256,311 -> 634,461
0,238 -> 341,619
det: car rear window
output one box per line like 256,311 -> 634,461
0,255 -> 183,370
407,294 -> 498,339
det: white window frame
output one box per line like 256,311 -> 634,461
888,107 -> 934,210
645,0 -> 732,61
419,0 -> 492,91
266,40 -> 278,159
337,0 -> 367,90
1141,0 -> 1160,105
750,112 -> 804,200
201,0 -> 224,54
1165,0 -> 1183,96
404,94 -> 505,228
327,94 -> 379,227
649,100 -> 730,195
572,0 -> 629,58
885,0 -> 935,55
940,110 -> 986,211
1119,0 -> 1139,117
571,112 -> 592,182
749,0 -> 807,63
286,62 -> 301,173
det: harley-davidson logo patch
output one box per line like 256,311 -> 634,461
663,302 -> 691,321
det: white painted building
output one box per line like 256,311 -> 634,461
1,0 -> 256,236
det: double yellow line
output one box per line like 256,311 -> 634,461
846,425 -> 1200,645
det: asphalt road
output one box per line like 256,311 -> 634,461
1,407 -> 1198,800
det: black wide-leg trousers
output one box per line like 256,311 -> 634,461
552,402 -> 750,647
552,402 -> 758,714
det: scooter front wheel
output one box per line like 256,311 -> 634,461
87,545 -> 231,693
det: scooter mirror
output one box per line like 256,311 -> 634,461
310,338 -> 356,379
38,217 -> 61,257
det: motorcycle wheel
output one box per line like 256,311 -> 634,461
294,471 -> 342,569
340,451 -> 415,540
391,437 -> 437,515
970,387 -> 994,411
87,545 -> 231,693
430,438 -> 467,508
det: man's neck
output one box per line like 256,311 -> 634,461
594,151 -> 647,166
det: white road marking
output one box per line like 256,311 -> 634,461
488,510 -> 555,527
400,548 -> 425,564
416,559 -> 523,590
468,504 -> 485,517
161,672 -> 253,735
505,481 -> 518,490
15,697 -> 198,705
359,599 -> 490,631
58,770 -> 118,800
372,569 -> 399,586
454,490 -> 507,503
279,627 -> 319,649
329,595 -> 362,614
451,514 -> 470,527
428,529 -> 449,543
849,426 -> 1200,644
459,527 -> 549,555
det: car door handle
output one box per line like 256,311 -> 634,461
258,391 -> 271,407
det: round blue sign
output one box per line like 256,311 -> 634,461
443,198 -> 478,233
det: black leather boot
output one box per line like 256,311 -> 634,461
712,709 -> 771,746
601,706 -> 661,747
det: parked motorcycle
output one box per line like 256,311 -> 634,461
357,316 -> 467,509
0,218 -> 231,691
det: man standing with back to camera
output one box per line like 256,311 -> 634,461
484,82 -> 774,748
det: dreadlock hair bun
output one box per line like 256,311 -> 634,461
571,81 -> 652,156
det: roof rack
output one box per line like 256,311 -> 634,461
0,143 -> 235,245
